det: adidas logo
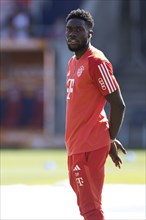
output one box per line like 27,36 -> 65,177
73,165 -> 81,171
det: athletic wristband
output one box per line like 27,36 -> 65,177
111,139 -> 116,143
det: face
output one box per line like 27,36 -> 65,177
65,18 -> 91,53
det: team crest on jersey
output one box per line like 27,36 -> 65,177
77,65 -> 84,77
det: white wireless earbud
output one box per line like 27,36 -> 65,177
89,31 -> 93,39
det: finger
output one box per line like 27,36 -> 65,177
114,156 -> 122,163
118,146 -> 127,154
115,159 -> 122,164
117,157 -> 122,164
116,162 -> 121,169
117,163 -> 121,169
121,146 -> 127,154
114,157 -> 122,168
115,140 -> 127,154
115,161 -> 121,169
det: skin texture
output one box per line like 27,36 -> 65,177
106,91 -> 126,168
66,18 -> 93,58
66,18 -> 126,168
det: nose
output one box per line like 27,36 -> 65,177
69,31 -> 77,39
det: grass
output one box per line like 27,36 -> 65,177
105,149 -> 145,184
0,149 -> 145,185
0,149 -> 68,185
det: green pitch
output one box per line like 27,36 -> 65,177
0,149 -> 145,185
105,150 -> 145,184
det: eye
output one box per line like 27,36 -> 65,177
76,27 -> 82,32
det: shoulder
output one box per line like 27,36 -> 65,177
88,46 -> 110,66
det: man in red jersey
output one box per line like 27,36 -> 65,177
65,9 -> 126,220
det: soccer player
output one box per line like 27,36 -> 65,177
65,9 -> 126,220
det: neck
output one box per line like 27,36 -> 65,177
75,43 -> 90,59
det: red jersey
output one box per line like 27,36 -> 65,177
65,45 -> 119,156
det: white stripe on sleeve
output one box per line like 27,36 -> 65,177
98,63 -> 116,93
103,63 -> 116,90
98,65 -> 111,93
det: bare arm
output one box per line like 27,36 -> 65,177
105,89 -> 127,168
105,89 -> 126,140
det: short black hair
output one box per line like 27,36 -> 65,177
66,8 -> 94,30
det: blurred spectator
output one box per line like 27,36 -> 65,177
1,1 -> 34,39
48,17 -> 65,40
0,78 -> 8,127
15,0 -> 32,7
0,0 -> 15,38
18,87 -> 35,128
40,0 -> 83,37
28,87 -> 44,128
9,4 -> 34,39
0,0 -> 84,39
0,78 -> 23,128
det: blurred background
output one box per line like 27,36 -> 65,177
0,3 -> 145,219
0,0 -> 145,150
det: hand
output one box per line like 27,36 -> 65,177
109,139 -> 127,168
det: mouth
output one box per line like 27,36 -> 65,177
67,39 -> 79,45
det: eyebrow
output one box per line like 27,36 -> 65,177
66,24 -> 84,28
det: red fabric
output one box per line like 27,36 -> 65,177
16,0 -> 31,5
68,145 -> 110,220
65,45 -> 119,155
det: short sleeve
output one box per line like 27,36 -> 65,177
89,58 -> 119,96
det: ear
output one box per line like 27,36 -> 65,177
88,30 -> 93,39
